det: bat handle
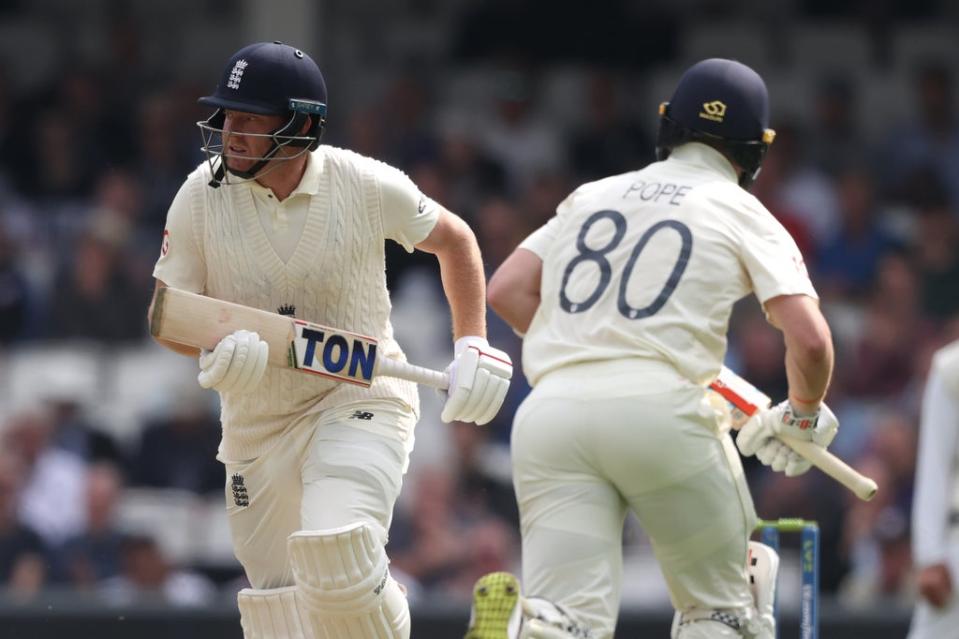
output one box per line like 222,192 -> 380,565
376,358 -> 450,390
779,434 -> 879,501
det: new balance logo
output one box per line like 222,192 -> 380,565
227,59 -> 248,90
349,411 -> 374,421
231,474 -> 249,507
373,569 -> 388,595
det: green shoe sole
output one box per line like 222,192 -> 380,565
465,572 -> 521,639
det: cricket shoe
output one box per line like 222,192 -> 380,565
465,572 -> 522,639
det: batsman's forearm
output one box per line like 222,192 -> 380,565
783,324 -> 833,411
434,231 -> 487,340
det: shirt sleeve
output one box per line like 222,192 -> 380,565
378,164 -> 441,253
519,216 -> 562,258
737,196 -> 818,304
518,190 -> 575,258
913,358 -> 959,566
152,179 -> 206,293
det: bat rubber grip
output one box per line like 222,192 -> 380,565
778,434 -> 878,501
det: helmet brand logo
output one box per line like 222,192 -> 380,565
699,100 -> 726,122
227,59 -> 249,90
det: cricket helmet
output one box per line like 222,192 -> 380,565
197,41 -> 327,187
656,58 -> 775,189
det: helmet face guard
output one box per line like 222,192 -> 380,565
656,102 -> 775,190
198,99 -> 327,187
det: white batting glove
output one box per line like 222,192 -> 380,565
752,439 -> 813,477
737,400 -> 839,475
197,329 -> 269,394
441,336 -> 513,425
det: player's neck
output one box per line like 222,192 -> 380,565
255,155 -> 308,201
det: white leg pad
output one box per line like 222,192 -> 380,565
238,586 -> 311,639
288,522 -> 410,639
746,541 -> 779,639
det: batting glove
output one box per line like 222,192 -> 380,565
751,438 -> 813,476
441,336 -> 513,425
198,329 -> 269,394
737,400 -> 839,475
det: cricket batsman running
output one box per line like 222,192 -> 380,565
148,41 -> 512,639
471,58 -> 839,639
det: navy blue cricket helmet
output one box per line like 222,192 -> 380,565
656,58 -> 776,189
198,41 -> 328,187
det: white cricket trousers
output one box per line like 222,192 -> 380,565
219,399 -> 416,589
512,359 -> 758,639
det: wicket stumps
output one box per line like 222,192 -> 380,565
756,518 -> 819,639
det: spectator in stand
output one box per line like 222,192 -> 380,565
841,455 -> 914,607
450,420 -> 517,527
912,199 -> 959,321
5,409 -> 88,547
136,92 -> 197,236
843,304 -> 918,400
750,120 -> 837,251
0,451 -> 48,597
807,74 -> 870,174
0,224 -> 30,343
434,112 -> 508,213
42,385 -> 122,466
390,465 -> 517,603
379,74 -> 437,168
567,71 -> 653,183
17,107 -> 97,202
128,383 -> 221,495
99,534 -> 215,607
881,61 -> 959,208
816,167 -> 897,301
390,467 -> 472,593
479,69 -> 565,191
48,228 -> 147,341
57,463 -> 127,588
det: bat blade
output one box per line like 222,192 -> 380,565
151,286 -> 296,368
150,287 -> 449,390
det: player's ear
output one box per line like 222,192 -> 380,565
298,116 -> 312,136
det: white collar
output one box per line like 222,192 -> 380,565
668,142 -> 739,183
247,150 -> 322,199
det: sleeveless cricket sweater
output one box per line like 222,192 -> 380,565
183,147 -> 419,460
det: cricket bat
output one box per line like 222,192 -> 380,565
150,287 -> 450,390
709,366 -> 878,501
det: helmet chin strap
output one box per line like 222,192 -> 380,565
208,149 -> 305,188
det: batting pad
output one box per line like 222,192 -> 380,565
237,586 -> 311,639
288,522 -> 410,639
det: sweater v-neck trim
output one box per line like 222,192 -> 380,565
235,153 -> 330,279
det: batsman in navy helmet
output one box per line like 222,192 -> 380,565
656,58 -> 776,189
474,57 -> 836,639
151,41 -> 514,639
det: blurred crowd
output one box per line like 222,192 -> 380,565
0,1 -> 957,617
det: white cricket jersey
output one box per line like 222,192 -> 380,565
913,340 -> 959,567
520,142 -> 817,388
153,147 -> 440,460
